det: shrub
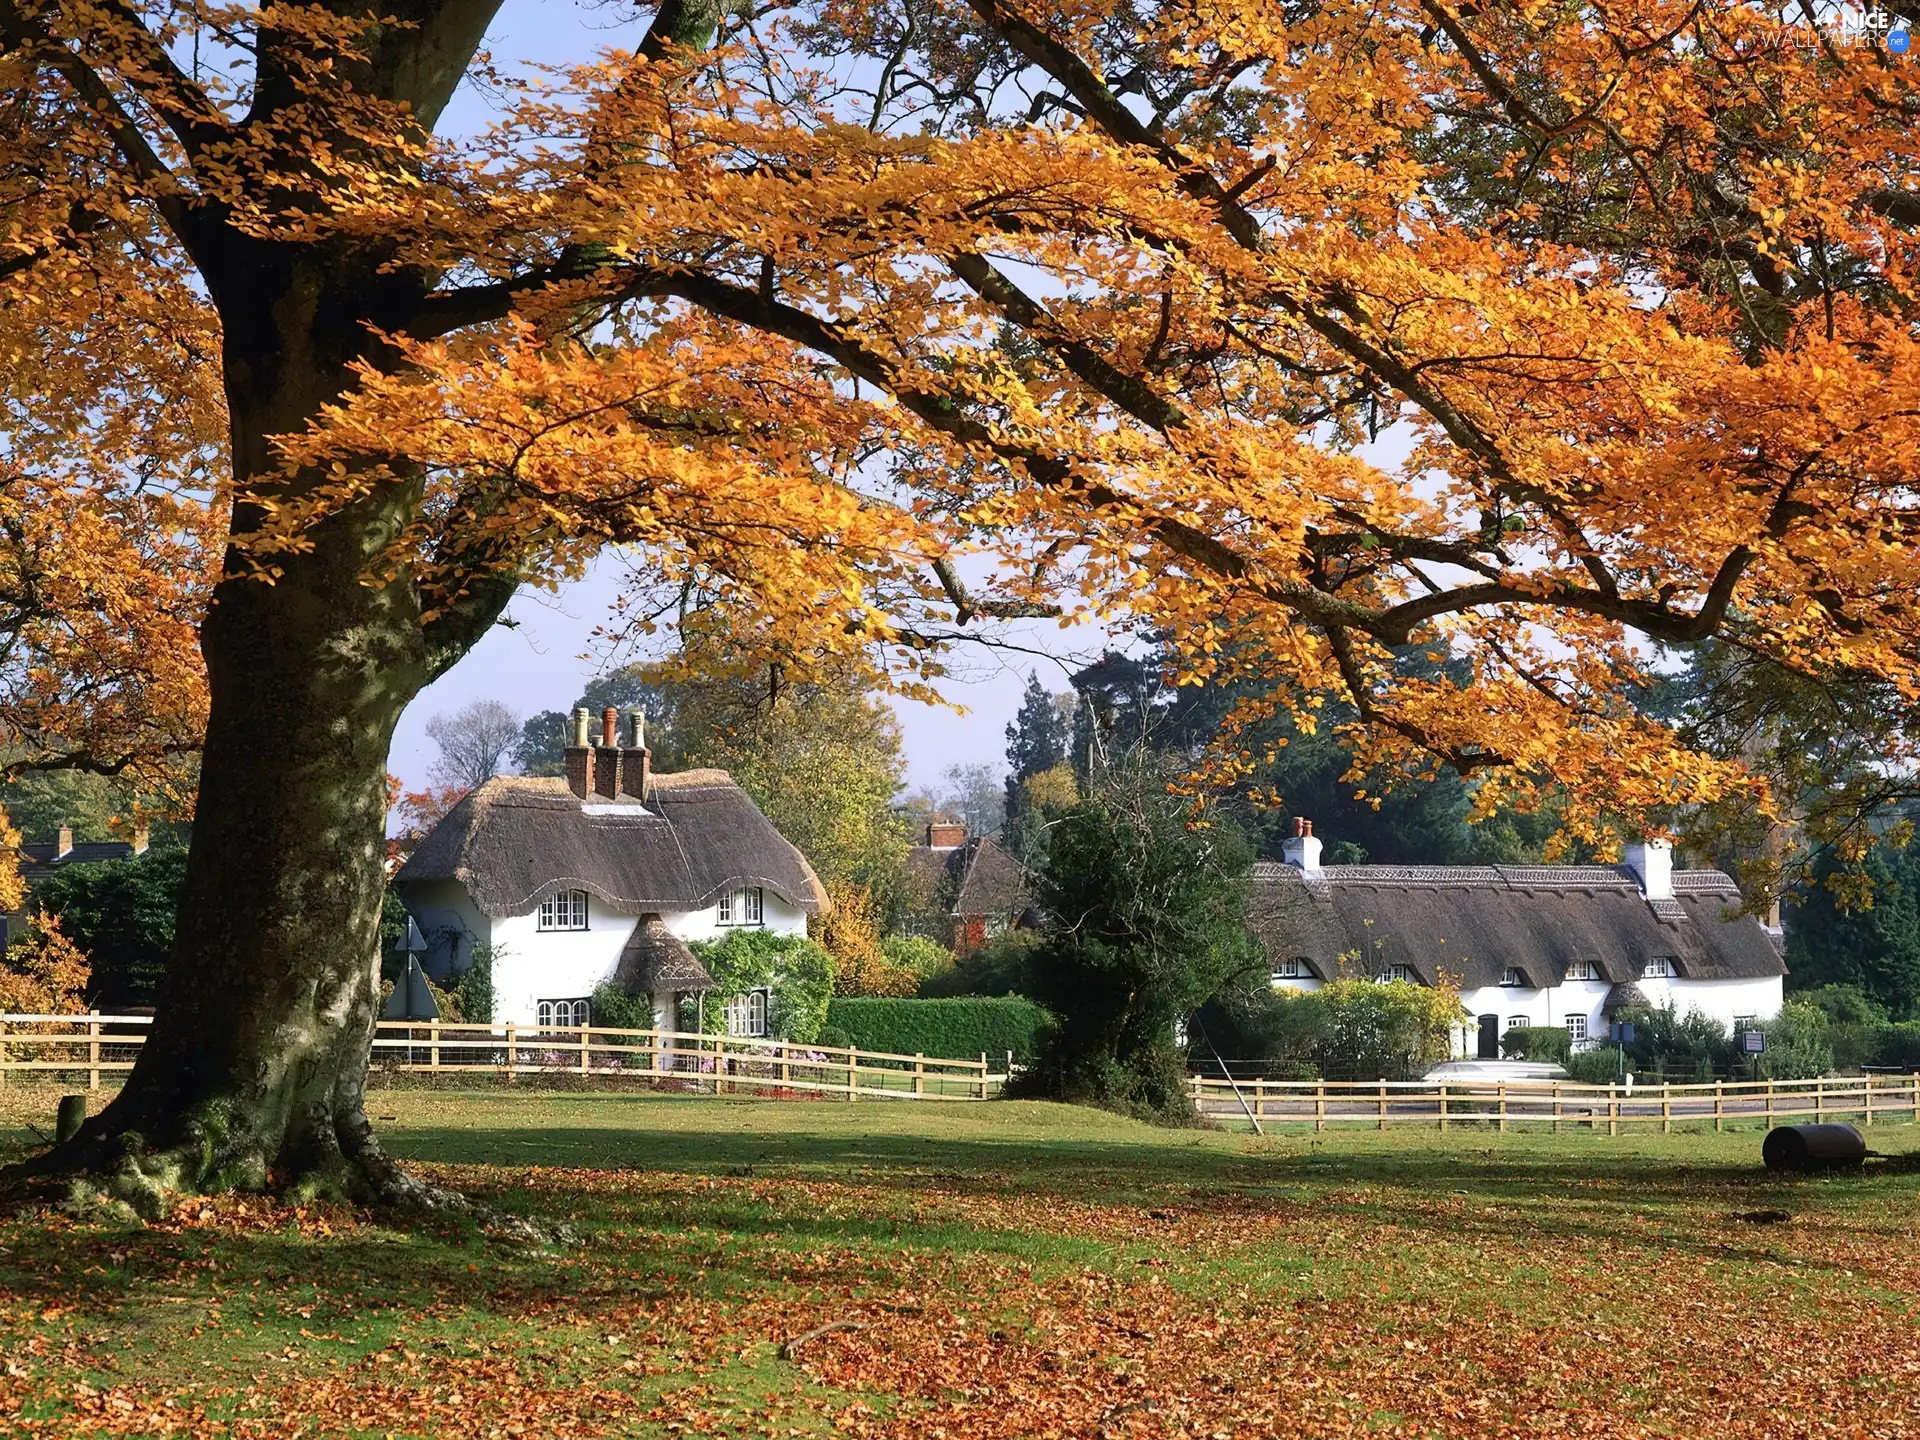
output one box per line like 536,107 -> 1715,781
1313,978 -> 1463,1081
589,982 -> 656,1032
825,996 -> 1053,1062
1565,1047 -> 1628,1085
815,1025 -> 851,1050
881,935 -> 953,982
691,930 -> 835,1043
917,930 -> 1040,998
1612,1002 -> 1735,1082
1500,1025 -> 1572,1063
453,941 -> 496,1025
1760,1000 -> 1834,1080
1870,1021 -> 1920,1071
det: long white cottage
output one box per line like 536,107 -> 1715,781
1251,823 -> 1786,1059
394,706 -> 826,1031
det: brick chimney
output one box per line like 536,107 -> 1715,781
55,824 -> 73,859
927,822 -> 967,848
565,706 -> 595,800
619,707 -> 651,799
594,706 -> 621,798
1282,816 -> 1321,873
130,825 -> 149,855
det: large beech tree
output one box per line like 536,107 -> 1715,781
2,0 -> 1918,1208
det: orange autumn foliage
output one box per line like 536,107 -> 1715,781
5,0 -> 1919,867
0,913 -> 91,1015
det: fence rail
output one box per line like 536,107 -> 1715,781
1189,1072 -> 1920,1133
0,1014 -> 1013,1102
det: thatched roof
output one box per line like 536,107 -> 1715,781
1248,862 -> 1784,990
395,772 -> 828,919
902,834 -> 1031,919
611,913 -> 714,992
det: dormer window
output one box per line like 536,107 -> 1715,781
1565,961 -> 1597,981
716,886 -> 764,927
1272,957 -> 1306,984
537,889 -> 589,931
1642,956 -> 1676,979
1501,967 -> 1525,987
1375,964 -> 1416,984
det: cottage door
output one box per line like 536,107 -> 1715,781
1477,1014 -> 1500,1061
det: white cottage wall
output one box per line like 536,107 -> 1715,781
397,878 -> 494,982
481,887 -> 813,1027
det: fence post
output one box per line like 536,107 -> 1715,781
1314,1078 -> 1326,1133
913,1053 -> 925,1098
88,1010 -> 101,1092
430,1021 -> 441,1074
580,1025 -> 591,1077
1439,1083 -> 1449,1134
1608,1084 -> 1618,1138
1498,1083 -> 1508,1134
846,1046 -> 859,1102
1866,1075 -> 1875,1127
1661,1083 -> 1671,1134
1815,1074 -> 1826,1123
1714,1080 -> 1724,1133
1765,1079 -> 1775,1129
506,1023 -> 518,1082
980,1052 -> 990,1102
780,1043 -> 790,1087
1552,1082 -> 1562,1136
1378,1079 -> 1387,1131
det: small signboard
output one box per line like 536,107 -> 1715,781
1609,1020 -> 1636,1047
1743,1029 -> 1767,1055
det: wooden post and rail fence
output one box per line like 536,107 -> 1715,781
0,1014 -> 1013,1103
4,1014 -> 1916,1132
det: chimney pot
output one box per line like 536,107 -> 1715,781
571,707 -> 591,748
625,707 -> 646,750
1624,837 -> 1674,901
600,706 -> 618,748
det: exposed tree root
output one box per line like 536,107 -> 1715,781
0,1104 -> 569,1244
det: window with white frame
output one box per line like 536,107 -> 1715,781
724,988 -> 769,1037
1272,957 -> 1306,984
537,997 -> 590,1030
1566,1015 -> 1588,1043
537,889 -> 589,931
716,886 -> 765,927
1564,961 -> 1597,981
1501,967 -> 1525,986
1375,964 -> 1416,984
1641,956 -> 1676,979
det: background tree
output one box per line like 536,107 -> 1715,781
1785,841 -> 1920,1019
1010,754 -> 1261,1123
1003,674 -> 1070,857
938,762 -> 1006,839
423,700 -> 521,792
28,846 -> 189,1012
511,664 -> 692,777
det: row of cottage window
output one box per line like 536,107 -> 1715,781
534,989 -> 771,1037
535,886 -> 765,931
1269,957 -> 1678,986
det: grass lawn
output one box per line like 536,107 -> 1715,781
3,1087 -> 1920,1437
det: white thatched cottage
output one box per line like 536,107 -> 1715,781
394,705 -> 827,1031
1252,823 -> 1785,1059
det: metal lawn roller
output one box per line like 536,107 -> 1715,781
1762,1123 -> 1867,1173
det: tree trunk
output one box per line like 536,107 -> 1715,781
6,248 -> 502,1218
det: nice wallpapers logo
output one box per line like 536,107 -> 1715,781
1798,2 -> 1913,52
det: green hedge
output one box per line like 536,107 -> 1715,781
824,997 -> 1052,1063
